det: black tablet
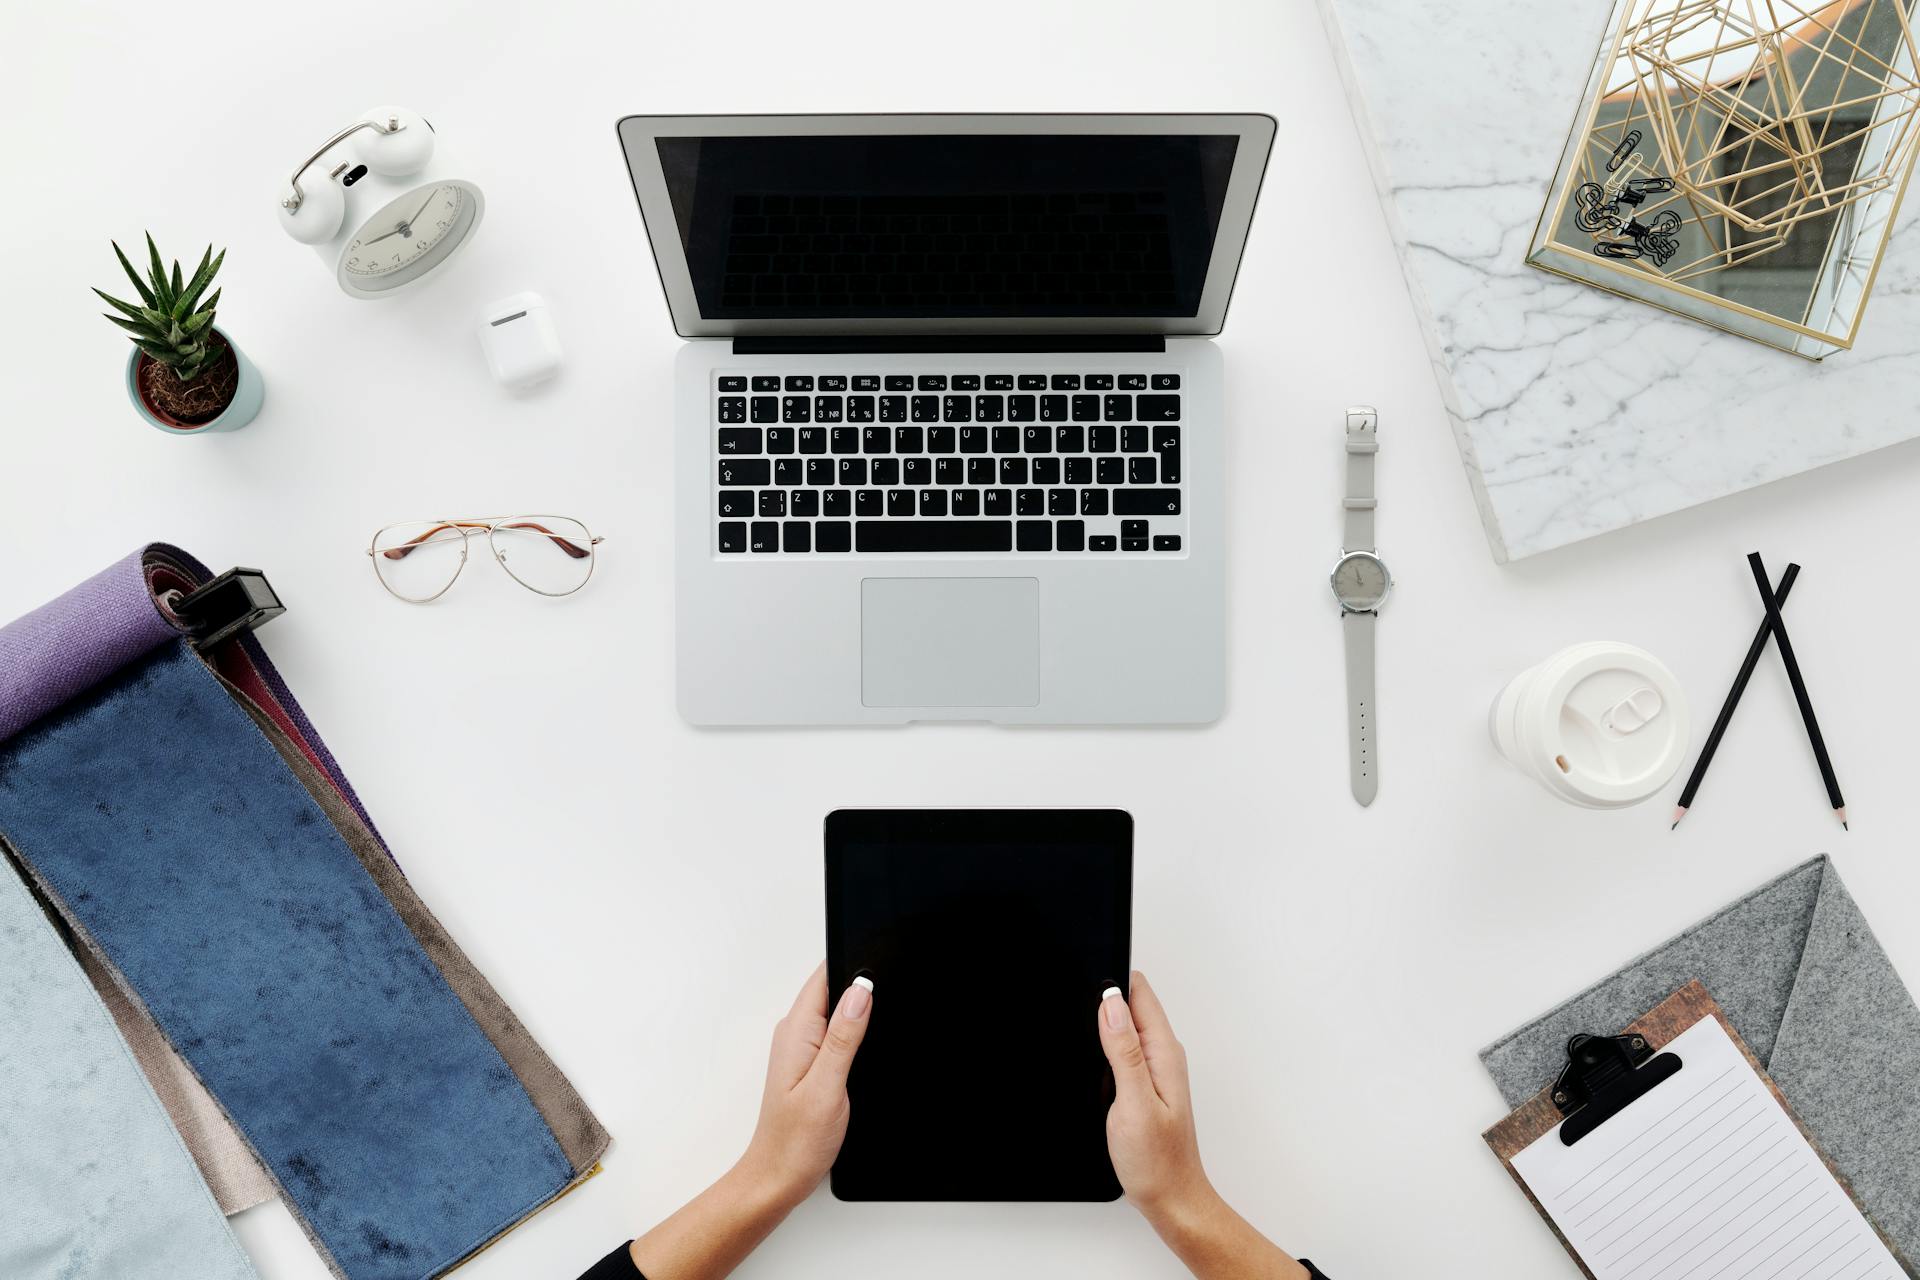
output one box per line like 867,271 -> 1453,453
825,808 -> 1132,1201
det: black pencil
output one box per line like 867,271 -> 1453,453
1748,552 -> 1847,829
1672,562 -> 1799,830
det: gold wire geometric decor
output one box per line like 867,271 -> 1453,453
1530,0 -> 1920,358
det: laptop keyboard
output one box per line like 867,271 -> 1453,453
713,372 -> 1186,555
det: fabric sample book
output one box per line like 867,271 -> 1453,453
0,543 -> 609,1280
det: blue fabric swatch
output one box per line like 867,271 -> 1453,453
0,643 -> 573,1280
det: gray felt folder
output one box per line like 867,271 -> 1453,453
1481,856 -> 1920,1264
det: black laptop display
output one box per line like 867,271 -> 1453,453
825,808 -> 1132,1201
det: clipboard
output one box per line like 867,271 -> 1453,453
1483,980 -> 1915,1280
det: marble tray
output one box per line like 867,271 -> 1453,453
1318,0 -> 1920,562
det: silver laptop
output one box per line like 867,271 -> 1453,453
616,114 -> 1274,725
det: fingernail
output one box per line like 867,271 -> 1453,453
1101,985 -> 1126,1031
844,974 -> 873,1020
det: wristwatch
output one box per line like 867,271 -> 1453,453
1331,406 -> 1391,806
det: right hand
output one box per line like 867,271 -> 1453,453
1097,970 -> 1214,1221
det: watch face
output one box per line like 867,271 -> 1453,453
341,184 -> 476,292
1332,552 -> 1390,610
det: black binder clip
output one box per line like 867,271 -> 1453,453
1549,1031 -> 1683,1147
172,567 -> 285,651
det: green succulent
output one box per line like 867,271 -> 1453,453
95,233 -> 227,382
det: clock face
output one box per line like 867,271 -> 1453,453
341,184 -> 476,292
1332,552 -> 1390,609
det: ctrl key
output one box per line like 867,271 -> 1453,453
749,521 -> 779,553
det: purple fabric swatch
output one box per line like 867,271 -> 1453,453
0,547 -> 179,744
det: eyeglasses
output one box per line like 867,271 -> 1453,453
368,516 -> 603,602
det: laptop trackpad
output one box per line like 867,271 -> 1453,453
861,577 -> 1040,708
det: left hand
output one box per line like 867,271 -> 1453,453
736,962 -> 875,1207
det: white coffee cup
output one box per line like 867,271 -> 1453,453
1489,641 -> 1690,809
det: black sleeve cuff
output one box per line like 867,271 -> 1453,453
578,1241 -> 643,1279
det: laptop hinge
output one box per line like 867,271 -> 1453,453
732,334 -> 1167,356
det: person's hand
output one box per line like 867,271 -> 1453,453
736,962 -> 875,1209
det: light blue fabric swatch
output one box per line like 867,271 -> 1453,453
0,858 -> 259,1280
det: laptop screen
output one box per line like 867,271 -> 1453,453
652,133 -> 1240,321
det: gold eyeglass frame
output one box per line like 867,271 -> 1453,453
367,516 -> 604,602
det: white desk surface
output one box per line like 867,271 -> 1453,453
4,2 -> 1919,1278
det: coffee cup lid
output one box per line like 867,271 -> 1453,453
1525,642 -> 1690,806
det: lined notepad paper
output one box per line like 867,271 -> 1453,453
1511,1017 -> 1902,1280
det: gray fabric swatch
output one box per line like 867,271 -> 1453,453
1481,856 -> 1920,1264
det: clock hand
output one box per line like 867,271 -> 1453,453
359,224 -> 409,246
407,189 -> 438,227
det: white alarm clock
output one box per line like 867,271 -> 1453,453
276,106 -> 484,298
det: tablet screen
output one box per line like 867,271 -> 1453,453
825,809 -> 1132,1201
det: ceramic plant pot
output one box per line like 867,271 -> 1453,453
124,327 -> 263,435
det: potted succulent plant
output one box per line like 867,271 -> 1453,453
96,234 -> 262,434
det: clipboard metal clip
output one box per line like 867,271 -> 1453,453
1550,1032 -> 1683,1147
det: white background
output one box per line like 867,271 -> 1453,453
4,2 -> 1918,1278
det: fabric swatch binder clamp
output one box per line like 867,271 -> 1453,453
168,565 -> 284,650
1547,1030 -> 1682,1146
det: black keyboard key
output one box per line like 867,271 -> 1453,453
1008,395 -> 1038,422
1153,535 -> 1182,551
975,395 -> 1004,422
1115,489 -> 1182,515
1104,394 -> 1132,421
718,396 -> 747,423
1080,488 -> 1109,516
751,395 -> 778,423
783,521 -> 811,553
1057,519 -> 1086,551
1048,488 -> 1075,515
831,427 -> 860,454
1050,374 -> 1081,390
814,396 -> 844,423
1016,520 -> 1053,551
767,428 -> 795,455
1122,520 -> 1149,540
1016,488 -> 1044,516
1090,424 -> 1117,452
847,396 -> 876,423
751,375 -> 780,392
1096,457 -> 1125,485
717,490 -> 754,518
774,459 -> 803,486
1085,374 -> 1114,390
960,426 -> 989,454
851,375 -> 881,391
855,490 -> 883,517
1137,394 -> 1181,420
1129,456 -> 1158,485
823,490 -> 850,517
857,521 -> 1013,553
952,489 -> 981,516
719,459 -> 769,487
718,521 -> 746,552
967,458 -> 996,485
1022,426 -> 1052,454
918,374 -> 948,391
911,395 -> 939,422
806,458 -> 834,485
952,374 -> 980,391
785,375 -> 814,391
750,521 -> 778,552
935,458 -> 962,485
1000,457 -> 1029,485
1056,425 -> 1086,454
759,489 -> 787,517
887,488 -> 914,516
816,521 -> 852,552
1064,457 -> 1092,484
871,458 -> 900,485
1123,536 -> 1149,552
903,458 -> 930,486
1032,457 -> 1061,485
798,427 -> 827,454
1122,425 -> 1148,452
782,396 -> 811,423
1018,374 -> 1048,390
885,374 -> 914,391
839,458 -> 868,485
819,375 -> 848,392
1072,394 -> 1099,422
928,426 -> 956,453
862,427 -> 891,454
992,426 -> 1020,454
1152,374 -> 1181,390
1119,374 -> 1148,390
986,374 -> 1015,390
1090,534 -> 1117,551
984,488 -> 1011,515
718,427 -> 761,454
943,395 -> 972,422
1040,395 -> 1068,422
879,396 -> 907,422
895,427 -> 924,453
1153,425 -> 1182,483
919,489 -> 948,516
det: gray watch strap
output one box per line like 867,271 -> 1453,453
1344,408 -> 1377,552
1344,610 -> 1377,806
